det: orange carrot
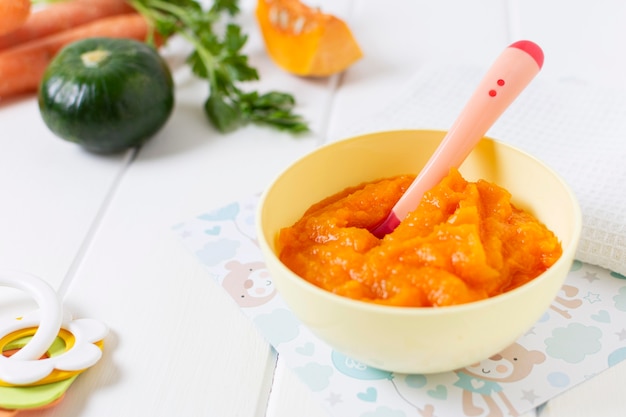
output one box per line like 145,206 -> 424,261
0,0 -> 31,36
0,0 -> 135,51
0,13 -> 155,101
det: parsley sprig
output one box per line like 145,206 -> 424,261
129,0 -> 309,134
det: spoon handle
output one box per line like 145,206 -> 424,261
372,40 -> 544,238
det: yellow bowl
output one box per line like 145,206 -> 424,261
256,130 -> 582,374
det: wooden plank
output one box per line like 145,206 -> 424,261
0,95 -> 128,318
58,1 -> 333,415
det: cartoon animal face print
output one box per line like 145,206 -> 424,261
462,342 -> 546,383
222,260 -> 276,308
455,343 -> 546,417
464,355 -> 515,381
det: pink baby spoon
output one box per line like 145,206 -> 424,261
371,40 -> 544,238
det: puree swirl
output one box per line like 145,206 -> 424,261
277,168 -> 562,307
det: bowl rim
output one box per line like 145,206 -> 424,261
256,129 -> 583,315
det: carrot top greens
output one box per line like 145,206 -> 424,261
129,0 -> 309,134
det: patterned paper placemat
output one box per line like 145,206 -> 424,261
173,195 -> 626,417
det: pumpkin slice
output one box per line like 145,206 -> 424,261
256,0 -> 363,77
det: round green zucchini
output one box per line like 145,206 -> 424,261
38,37 -> 174,154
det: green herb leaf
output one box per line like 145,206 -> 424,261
210,0 -> 240,16
204,92 -> 242,133
240,91 -> 309,133
129,0 -> 309,135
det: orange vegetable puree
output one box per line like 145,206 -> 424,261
277,168 -> 562,307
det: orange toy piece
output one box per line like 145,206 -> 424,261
256,0 -> 363,77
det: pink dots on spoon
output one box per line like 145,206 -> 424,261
489,79 -> 506,97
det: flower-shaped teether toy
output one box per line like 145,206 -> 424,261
0,270 -> 107,413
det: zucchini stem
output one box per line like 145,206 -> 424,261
81,49 -> 111,68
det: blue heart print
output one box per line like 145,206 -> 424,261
427,385 -> 447,400
591,309 -> 611,323
405,374 -> 427,389
204,226 -> 221,235
357,387 -> 377,402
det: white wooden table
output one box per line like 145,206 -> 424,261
1,0 -> 626,416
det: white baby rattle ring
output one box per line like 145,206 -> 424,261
0,269 -> 63,361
